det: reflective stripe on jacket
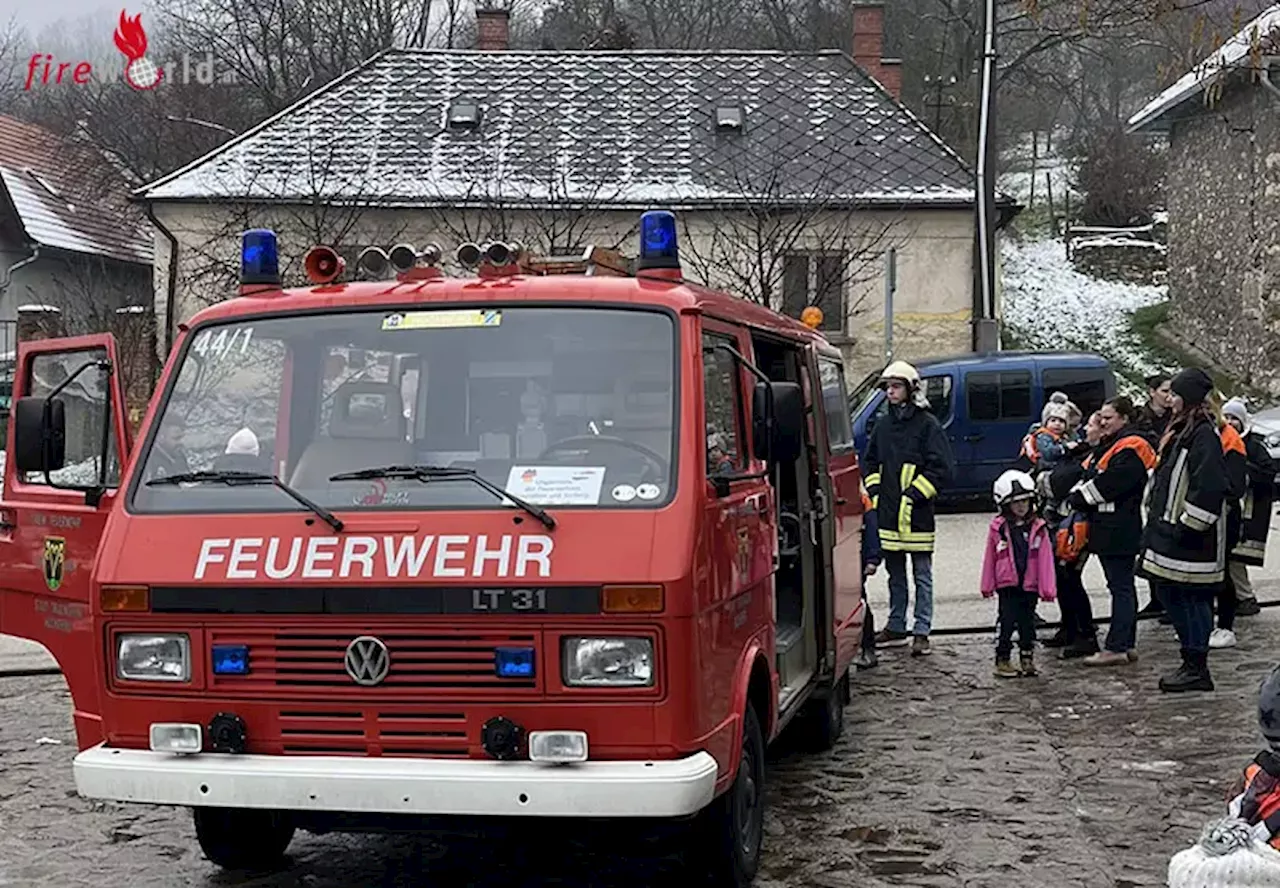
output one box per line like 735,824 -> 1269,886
1138,414 -> 1228,585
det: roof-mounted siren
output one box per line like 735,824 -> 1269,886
303,245 -> 345,285
456,242 -> 483,269
636,210 -> 681,279
240,228 -> 280,289
357,246 -> 391,278
483,241 -> 524,266
388,242 -> 444,273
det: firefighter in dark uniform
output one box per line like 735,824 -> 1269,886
864,360 -> 955,657
1223,397 -> 1275,619
1138,368 -> 1228,693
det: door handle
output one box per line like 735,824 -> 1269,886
963,434 -> 983,442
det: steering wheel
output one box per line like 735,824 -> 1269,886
539,435 -> 670,480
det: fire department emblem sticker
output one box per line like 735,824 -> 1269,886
43,537 -> 66,592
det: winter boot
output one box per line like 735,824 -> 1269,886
875,628 -> 910,648
1041,631 -> 1069,649
993,658 -> 1020,679
1160,651 -> 1214,693
1020,650 -> 1037,677
911,635 -> 931,657
1060,635 -> 1099,660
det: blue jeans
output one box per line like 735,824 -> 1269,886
1162,583 -> 1215,655
884,551 -> 933,636
1100,554 -> 1137,654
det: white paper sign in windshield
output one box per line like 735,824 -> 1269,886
505,466 -> 606,505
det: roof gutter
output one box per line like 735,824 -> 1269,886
0,243 -> 40,302
143,202 -> 180,355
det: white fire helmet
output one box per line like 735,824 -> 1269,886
993,469 -> 1036,506
878,360 -> 921,390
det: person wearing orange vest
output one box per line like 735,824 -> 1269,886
1063,396 -> 1157,667
1166,665 -> 1280,886
1210,412 -> 1248,649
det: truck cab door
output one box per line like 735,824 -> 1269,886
0,334 -> 131,749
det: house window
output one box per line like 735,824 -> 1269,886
782,253 -> 844,334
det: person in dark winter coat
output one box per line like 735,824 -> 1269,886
1138,367 -> 1228,694
856,483 -> 883,669
1136,372 -> 1173,444
1044,410 -> 1104,658
1224,399 -> 1274,609
1064,397 -> 1157,667
1210,407 -> 1248,649
1136,373 -> 1173,617
864,360 -> 955,658
1217,398 -> 1277,640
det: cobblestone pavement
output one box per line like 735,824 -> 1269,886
3,609 -> 1276,887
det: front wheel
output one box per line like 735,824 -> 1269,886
193,806 -> 295,870
691,702 -> 766,886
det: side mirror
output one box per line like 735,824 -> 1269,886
13,396 -> 66,475
753,381 -> 804,465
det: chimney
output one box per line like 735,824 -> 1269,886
476,7 -> 510,51
851,2 -> 901,100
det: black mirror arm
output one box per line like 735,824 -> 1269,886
711,469 -> 771,499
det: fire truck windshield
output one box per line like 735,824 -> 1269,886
129,305 -> 677,514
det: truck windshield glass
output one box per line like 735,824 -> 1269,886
130,306 -> 676,513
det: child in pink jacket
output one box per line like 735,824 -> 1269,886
982,470 -> 1058,678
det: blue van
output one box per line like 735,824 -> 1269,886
849,351 -> 1117,499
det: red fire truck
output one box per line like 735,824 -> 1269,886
0,211 -> 867,886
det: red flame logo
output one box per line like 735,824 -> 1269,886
113,10 -> 147,61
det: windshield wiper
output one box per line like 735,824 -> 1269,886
328,464 -> 556,530
146,470 -> 345,533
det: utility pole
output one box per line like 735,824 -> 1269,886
972,0 -> 1000,352
884,247 -> 897,362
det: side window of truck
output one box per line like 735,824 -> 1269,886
818,358 -> 853,451
702,332 -> 745,478
966,370 -> 1032,422
22,349 -> 122,487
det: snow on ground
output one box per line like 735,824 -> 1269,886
1001,237 -> 1172,391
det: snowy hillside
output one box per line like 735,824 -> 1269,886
1001,237 -> 1172,393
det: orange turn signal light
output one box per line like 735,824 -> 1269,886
602,584 -> 664,613
101,585 -> 149,612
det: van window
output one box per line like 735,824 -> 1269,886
967,370 -> 1032,422
703,332 -> 745,476
818,358 -> 853,451
922,375 -> 954,423
1042,368 -> 1109,418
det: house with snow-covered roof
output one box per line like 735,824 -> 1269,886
134,5 -> 1016,379
0,114 -> 154,338
1127,6 -> 1280,393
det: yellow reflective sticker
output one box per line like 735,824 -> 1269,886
382,309 -> 502,330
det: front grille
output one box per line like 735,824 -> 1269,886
275,708 -> 470,757
208,628 -> 541,696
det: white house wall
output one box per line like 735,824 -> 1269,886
149,202 -> 978,381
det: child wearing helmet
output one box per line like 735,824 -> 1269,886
980,469 -> 1058,678
1166,664 -> 1280,886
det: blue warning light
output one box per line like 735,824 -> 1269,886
211,644 -> 250,676
637,210 -> 680,270
495,646 -> 535,678
241,228 -> 280,286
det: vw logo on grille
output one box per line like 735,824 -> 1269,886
344,636 -> 391,686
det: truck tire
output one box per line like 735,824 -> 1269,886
193,806 -> 295,870
798,670 -> 848,752
692,701 -> 766,887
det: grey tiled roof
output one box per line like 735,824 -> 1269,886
138,49 -> 977,208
